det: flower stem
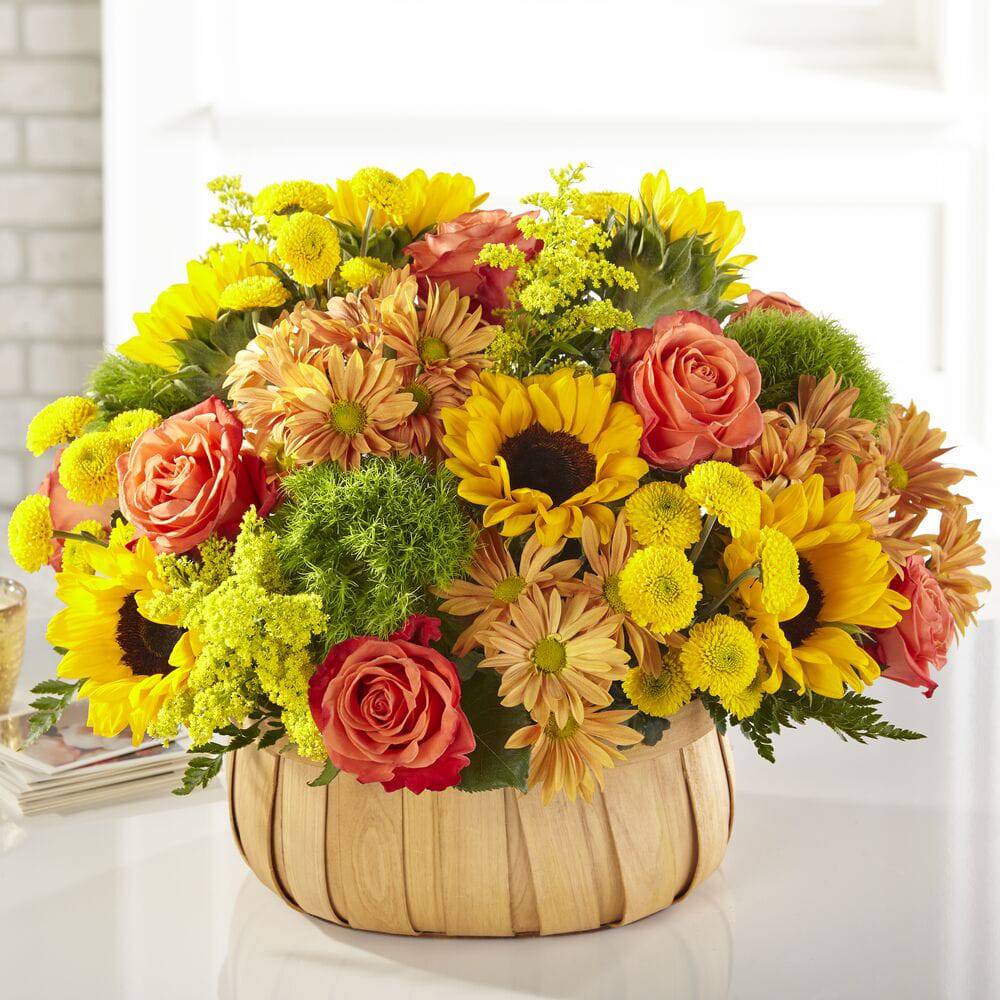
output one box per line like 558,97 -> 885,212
704,564 -> 760,618
689,514 -> 717,566
359,206 -> 375,257
53,529 -> 108,547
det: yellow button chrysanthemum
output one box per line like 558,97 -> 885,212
339,255 -> 391,291
758,525 -> 800,614
25,395 -> 97,456
349,167 -> 409,225
219,275 -> 290,311
621,651 -> 692,718
618,545 -> 701,634
625,481 -> 702,549
718,677 -> 765,720
685,461 -> 761,538
252,179 -> 331,233
680,614 -> 759,698
8,494 -> 54,573
276,211 -> 342,286
105,409 -> 161,446
61,518 -> 107,576
58,431 -> 123,505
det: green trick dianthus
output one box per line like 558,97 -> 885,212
725,310 -> 892,423
275,457 -> 476,647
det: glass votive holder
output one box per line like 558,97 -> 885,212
0,579 -> 27,715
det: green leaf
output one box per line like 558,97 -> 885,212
627,712 -> 671,747
23,678 -> 82,748
457,670 -> 531,794
307,759 -> 339,787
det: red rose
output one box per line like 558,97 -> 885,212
308,617 -> 474,793
36,448 -> 117,570
874,556 -> 955,698
405,209 -> 541,321
729,290 -> 808,323
116,396 -> 276,554
610,311 -> 764,470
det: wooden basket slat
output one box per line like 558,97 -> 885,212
229,700 -> 733,937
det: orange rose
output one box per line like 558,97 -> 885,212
405,209 -> 541,321
729,290 -> 808,322
308,616 -> 474,793
36,448 -> 117,570
610,311 -> 763,470
117,397 -> 275,554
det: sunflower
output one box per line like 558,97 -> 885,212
574,514 -> 665,673
639,170 -> 754,298
45,525 -> 196,743
479,586 -> 630,727
326,169 -> 487,234
442,369 -> 647,546
121,241 -> 277,370
506,706 -> 642,804
724,475 -> 909,698
436,528 -> 580,656
380,277 -> 499,387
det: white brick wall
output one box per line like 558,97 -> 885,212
0,0 -> 101,505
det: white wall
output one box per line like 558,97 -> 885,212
0,0 -> 103,507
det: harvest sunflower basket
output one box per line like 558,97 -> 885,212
227,701 -> 733,936
11,164 -> 988,941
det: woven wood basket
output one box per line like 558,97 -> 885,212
226,700 -> 734,937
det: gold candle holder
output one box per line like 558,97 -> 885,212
0,578 -> 27,714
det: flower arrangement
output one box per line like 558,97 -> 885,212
8,164 -> 990,806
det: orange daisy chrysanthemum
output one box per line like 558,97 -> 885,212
506,706 -> 642,804
277,346 -> 415,469
922,505 -> 991,633
480,586 -> 629,727
381,278 -> 498,387
436,529 -> 580,656
878,402 -> 970,524
387,368 -> 468,458
572,514 -> 665,674
317,266 -> 416,353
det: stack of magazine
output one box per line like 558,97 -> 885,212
0,700 -> 190,815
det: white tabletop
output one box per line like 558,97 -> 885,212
1,542 -> 997,999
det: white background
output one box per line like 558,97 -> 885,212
99,0 -> 1000,808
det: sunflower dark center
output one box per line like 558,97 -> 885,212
781,559 -> 824,648
116,593 -> 184,677
499,422 -> 597,505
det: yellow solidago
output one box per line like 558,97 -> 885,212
680,614 -> 759,698
219,275 -> 290,311
146,512 -> 328,761
61,519 -> 107,576
26,396 -> 97,456
105,409 -> 161,446
275,211 -> 342,286
58,432 -> 123,504
207,175 -> 269,243
8,494 -> 54,573
122,241 -> 278,370
685,461 -> 760,538
618,544 -> 701,634
624,482 -> 702,549
478,164 -> 637,345
577,191 -> 637,224
622,651 -> 692,718
639,170 -> 754,298
339,255 -> 391,291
